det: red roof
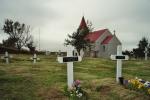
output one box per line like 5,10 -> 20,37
85,29 -> 107,42
79,16 -> 87,29
101,35 -> 113,44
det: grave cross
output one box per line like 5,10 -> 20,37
57,50 -> 62,57
110,45 -> 129,83
30,54 -> 40,63
57,46 -> 82,88
144,47 -> 149,60
1,51 -> 12,64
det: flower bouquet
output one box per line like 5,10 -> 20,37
64,80 -> 88,99
124,77 -> 150,95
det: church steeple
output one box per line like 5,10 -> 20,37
79,16 -> 87,29
113,30 -> 116,36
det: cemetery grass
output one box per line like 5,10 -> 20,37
0,55 -> 150,100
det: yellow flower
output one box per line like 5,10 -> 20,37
128,80 -> 131,83
138,84 -> 144,89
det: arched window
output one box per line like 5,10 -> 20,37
103,45 -> 105,52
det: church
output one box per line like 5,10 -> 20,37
79,16 -> 121,58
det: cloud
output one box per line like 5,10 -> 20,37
0,0 -> 150,51
0,0 -> 60,27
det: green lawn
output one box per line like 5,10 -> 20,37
0,54 -> 150,100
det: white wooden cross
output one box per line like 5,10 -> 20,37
45,51 -> 50,56
80,49 -> 84,58
57,46 -> 82,88
58,50 -> 62,57
110,45 -> 129,83
30,54 -> 40,64
1,51 -> 13,64
144,47 -> 148,60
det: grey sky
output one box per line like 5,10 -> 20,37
0,0 -> 150,51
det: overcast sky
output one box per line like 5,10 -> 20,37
0,0 -> 150,51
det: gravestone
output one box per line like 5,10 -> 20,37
30,54 -> 40,63
57,50 -> 62,57
80,49 -> 84,57
57,46 -> 82,88
144,47 -> 149,60
1,51 -> 13,64
110,45 -> 129,83
45,51 -> 50,56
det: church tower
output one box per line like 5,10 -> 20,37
78,16 -> 87,30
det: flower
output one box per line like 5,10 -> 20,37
64,80 -> 85,98
138,84 -> 144,89
75,80 -> 81,85
77,93 -> 82,98
78,93 -> 83,97
125,77 -> 150,96
144,81 -> 150,87
76,90 -> 78,93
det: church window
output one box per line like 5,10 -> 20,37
103,45 -> 105,52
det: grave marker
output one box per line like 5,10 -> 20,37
144,47 -> 148,60
110,45 -> 129,83
58,50 -> 62,57
80,49 -> 84,57
1,51 -> 12,64
45,51 -> 50,56
30,54 -> 40,63
57,46 -> 82,88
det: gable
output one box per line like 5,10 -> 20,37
110,35 -> 122,45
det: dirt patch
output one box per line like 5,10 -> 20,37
37,87 -> 67,100
9,67 -> 28,74
98,85 -> 111,95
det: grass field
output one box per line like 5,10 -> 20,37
0,54 -> 150,100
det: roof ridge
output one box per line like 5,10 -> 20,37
101,35 -> 113,44
85,29 -> 107,42
92,29 -> 107,33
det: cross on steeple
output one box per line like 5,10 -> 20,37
113,30 -> 116,35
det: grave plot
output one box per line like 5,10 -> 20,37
57,46 -> 82,88
57,46 -> 89,99
110,45 -> 129,83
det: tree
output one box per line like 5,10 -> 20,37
122,50 -> 131,56
133,37 -> 149,58
26,37 -> 36,53
2,37 -> 18,48
64,17 -> 92,54
2,19 -> 32,51
138,37 -> 148,50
